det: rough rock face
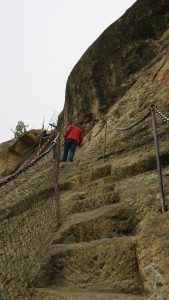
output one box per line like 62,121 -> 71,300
1,0 -> 169,300
33,16 -> 169,300
33,0 -> 169,299
60,0 -> 169,132
0,129 -> 40,178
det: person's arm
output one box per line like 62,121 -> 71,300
64,126 -> 72,139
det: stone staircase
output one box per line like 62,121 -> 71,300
30,156 -> 160,300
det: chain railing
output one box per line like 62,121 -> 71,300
91,105 -> 168,213
0,134 -> 60,300
154,106 -> 169,124
106,111 -> 151,132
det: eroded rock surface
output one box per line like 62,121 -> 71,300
60,0 -> 169,132
34,0 -> 169,298
0,130 -> 40,178
1,0 -> 169,299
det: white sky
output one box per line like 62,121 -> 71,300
0,0 -> 136,143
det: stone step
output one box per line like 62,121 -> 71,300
58,148 -> 163,200
32,287 -> 147,300
53,203 -> 137,244
60,179 -> 117,200
34,237 -> 143,295
59,164 -> 163,225
59,165 -> 159,222
59,187 -> 120,220
60,151 -> 163,188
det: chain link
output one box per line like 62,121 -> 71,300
106,110 -> 151,132
91,110 -> 151,138
154,106 -> 169,124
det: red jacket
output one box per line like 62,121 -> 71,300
64,125 -> 84,145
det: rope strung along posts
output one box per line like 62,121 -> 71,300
150,104 -> 167,212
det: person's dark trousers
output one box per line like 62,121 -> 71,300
62,138 -> 77,162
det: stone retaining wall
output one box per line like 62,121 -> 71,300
0,151 -> 57,300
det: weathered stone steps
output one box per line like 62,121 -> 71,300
59,148 -> 169,195
59,166 -> 162,224
32,151 -> 169,299
58,156 -> 161,198
59,188 -> 120,221
34,237 -> 143,295
52,204 -> 137,244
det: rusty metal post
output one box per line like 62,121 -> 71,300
52,134 -> 60,225
103,121 -> 107,162
150,105 -> 167,212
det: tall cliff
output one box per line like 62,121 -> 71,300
61,0 -> 169,132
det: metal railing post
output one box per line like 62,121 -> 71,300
103,121 -> 107,162
52,134 -> 60,225
150,105 -> 167,212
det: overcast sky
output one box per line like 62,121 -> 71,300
0,0 -> 136,143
